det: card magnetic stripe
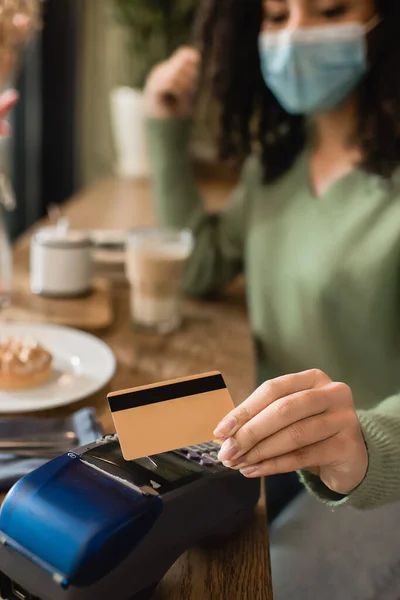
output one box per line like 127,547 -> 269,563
108,374 -> 226,413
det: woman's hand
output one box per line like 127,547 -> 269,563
144,46 -> 200,119
214,369 -> 368,496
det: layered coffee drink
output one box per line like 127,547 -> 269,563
126,229 -> 193,333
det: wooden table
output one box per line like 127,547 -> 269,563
1,176 -> 273,599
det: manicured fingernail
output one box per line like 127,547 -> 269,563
214,415 -> 237,438
222,460 -> 233,468
218,438 -> 239,462
240,466 -> 259,477
223,461 -> 243,470
231,462 -> 246,470
213,438 -> 226,446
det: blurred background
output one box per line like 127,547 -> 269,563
6,0 -> 219,240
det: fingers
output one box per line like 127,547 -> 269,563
226,410 -> 347,469
219,381 -> 347,462
214,369 -> 331,439
145,46 -> 201,117
158,48 -> 200,99
157,71 -> 195,102
218,381 -> 349,463
215,369 -> 364,496
170,47 -> 201,68
223,387 -> 330,460
238,435 -> 342,478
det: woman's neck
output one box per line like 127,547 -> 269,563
309,96 -> 362,197
312,96 -> 361,162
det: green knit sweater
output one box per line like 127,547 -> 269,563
147,117 -> 400,510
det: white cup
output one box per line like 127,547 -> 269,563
30,227 -> 93,298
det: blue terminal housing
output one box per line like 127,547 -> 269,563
0,453 -> 163,587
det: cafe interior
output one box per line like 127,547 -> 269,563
1,0 -> 400,599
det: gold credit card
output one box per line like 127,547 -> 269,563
108,371 -> 235,461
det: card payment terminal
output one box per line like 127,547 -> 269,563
0,435 -> 260,600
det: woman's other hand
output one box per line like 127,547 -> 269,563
215,369 -> 369,496
144,46 -> 201,119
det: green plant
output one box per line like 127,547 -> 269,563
114,0 -> 199,89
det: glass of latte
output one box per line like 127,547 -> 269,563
125,228 -> 193,334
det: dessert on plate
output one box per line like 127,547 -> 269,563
0,337 -> 53,391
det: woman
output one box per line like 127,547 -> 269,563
145,2 -> 400,595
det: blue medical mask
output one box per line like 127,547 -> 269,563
258,18 -> 379,115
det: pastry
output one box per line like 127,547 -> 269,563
0,337 -> 53,391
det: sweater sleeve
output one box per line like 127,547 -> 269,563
299,393 -> 400,510
147,117 -> 257,297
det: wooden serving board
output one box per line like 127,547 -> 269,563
1,274 -> 114,331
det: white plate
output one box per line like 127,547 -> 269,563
0,323 -> 116,413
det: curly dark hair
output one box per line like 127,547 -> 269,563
195,0 -> 400,183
